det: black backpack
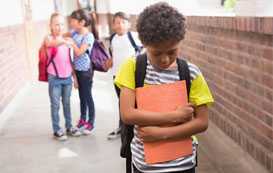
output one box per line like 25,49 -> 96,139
109,32 -> 143,56
120,53 -> 191,158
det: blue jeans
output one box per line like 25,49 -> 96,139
48,74 -> 73,133
75,70 -> 95,126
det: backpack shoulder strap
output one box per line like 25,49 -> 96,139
177,58 -> 191,98
69,48 -> 73,66
46,47 -> 59,78
120,53 -> 147,159
135,53 -> 147,88
109,33 -> 116,56
127,32 -> 139,54
109,33 -> 116,45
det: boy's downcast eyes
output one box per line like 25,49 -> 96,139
150,48 -> 178,57
151,51 -> 162,56
167,49 -> 177,56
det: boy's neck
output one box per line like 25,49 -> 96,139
116,31 -> 128,36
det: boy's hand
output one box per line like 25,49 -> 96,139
174,103 -> 194,123
137,126 -> 164,142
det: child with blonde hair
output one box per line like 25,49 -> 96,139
44,13 -> 81,141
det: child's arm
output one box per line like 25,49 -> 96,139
63,32 -> 72,38
138,104 -> 209,142
72,70 -> 78,89
65,35 -> 90,58
44,36 -> 65,47
120,87 -> 194,126
67,30 -> 94,57
69,53 -> 78,89
69,41 -> 89,57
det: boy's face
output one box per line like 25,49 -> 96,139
113,16 -> 129,35
145,40 -> 181,70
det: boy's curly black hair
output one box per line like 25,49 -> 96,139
137,2 -> 186,45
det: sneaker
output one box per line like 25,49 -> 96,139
54,130 -> 68,141
77,119 -> 86,130
66,127 -> 81,137
82,123 -> 94,135
107,128 -> 121,140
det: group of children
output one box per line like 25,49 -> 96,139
44,2 -> 214,173
45,9 -> 96,140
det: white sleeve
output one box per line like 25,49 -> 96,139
132,32 -> 142,46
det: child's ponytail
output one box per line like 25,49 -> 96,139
90,12 -> 99,40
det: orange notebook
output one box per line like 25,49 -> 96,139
136,81 -> 193,164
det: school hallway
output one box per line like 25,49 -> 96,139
0,72 -> 269,173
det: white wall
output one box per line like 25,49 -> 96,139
254,0 -> 273,16
96,0 -> 233,16
62,0 -> 78,16
108,0 -> 156,14
0,0 -> 23,27
96,0 -> 162,14
96,0 -> 110,13
32,0 -> 54,21
234,0 -> 273,16
60,0 -> 273,17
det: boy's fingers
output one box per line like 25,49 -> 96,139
177,103 -> 194,109
184,106 -> 194,114
186,103 -> 195,108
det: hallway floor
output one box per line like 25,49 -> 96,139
0,72 -> 269,173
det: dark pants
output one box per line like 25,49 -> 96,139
132,164 -> 195,173
114,76 -> 131,172
76,70 -> 95,125
126,154 -> 132,173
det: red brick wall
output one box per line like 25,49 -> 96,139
181,16 -> 273,172
97,14 -> 273,172
0,25 -> 30,113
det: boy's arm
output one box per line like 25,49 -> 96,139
138,104 -> 209,142
120,87 -> 194,126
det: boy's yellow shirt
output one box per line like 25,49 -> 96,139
115,57 -> 214,106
